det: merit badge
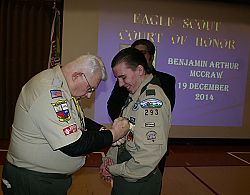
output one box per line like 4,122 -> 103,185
140,98 -> 163,108
63,123 -> 78,136
51,100 -> 71,122
127,131 -> 134,142
146,131 -> 157,142
50,90 -> 62,99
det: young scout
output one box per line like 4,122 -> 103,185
100,47 -> 171,195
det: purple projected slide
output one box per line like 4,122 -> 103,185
94,9 -> 250,127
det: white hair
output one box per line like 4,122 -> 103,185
69,54 -> 107,80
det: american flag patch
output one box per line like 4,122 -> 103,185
50,90 -> 62,99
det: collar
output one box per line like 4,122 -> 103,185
129,74 -> 153,101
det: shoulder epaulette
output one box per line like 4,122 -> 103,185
146,89 -> 155,96
140,76 -> 161,95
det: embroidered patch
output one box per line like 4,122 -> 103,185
132,102 -> 139,111
144,109 -> 159,116
63,123 -> 78,136
140,98 -> 163,108
146,131 -> 157,142
127,131 -> 134,141
145,122 -> 155,127
50,90 -> 62,99
51,100 -> 71,122
129,117 -> 136,125
146,89 -> 155,96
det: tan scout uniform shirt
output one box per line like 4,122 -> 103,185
107,74 -> 171,182
7,65 -> 85,174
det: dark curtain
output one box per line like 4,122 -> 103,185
0,0 -> 59,139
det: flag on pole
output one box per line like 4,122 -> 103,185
48,8 -> 61,68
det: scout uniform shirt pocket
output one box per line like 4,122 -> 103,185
139,97 -> 164,145
142,120 -> 163,145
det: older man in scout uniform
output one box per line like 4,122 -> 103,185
2,54 -> 129,195
100,48 -> 171,195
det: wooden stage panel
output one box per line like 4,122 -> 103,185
188,166 -> 250,195
1,143 -> 250,195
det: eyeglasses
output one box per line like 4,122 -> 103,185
82,73 -> 95,93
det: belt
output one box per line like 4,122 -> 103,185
5,161 -> 71,179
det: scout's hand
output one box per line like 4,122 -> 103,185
110,117 -> 129,142
99,158 -> 114,182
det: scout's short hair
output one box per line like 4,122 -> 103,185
131,39 -> 155,57
111,47 -> 152,74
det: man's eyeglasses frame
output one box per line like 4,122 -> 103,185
82,73 -> 95,93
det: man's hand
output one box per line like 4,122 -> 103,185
110,117 -> 129,142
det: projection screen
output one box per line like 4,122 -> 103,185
62,0 -> 250,139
